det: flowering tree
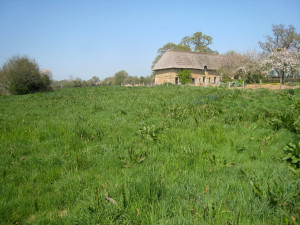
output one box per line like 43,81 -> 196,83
262,48 -> 299,83
217,51 -> 246,80
236,50 -> 265,83
218,50 -> 264,83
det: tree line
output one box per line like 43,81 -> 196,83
0,56 -> 154,95
50,70 -> 154,89
101,70 -> 154,86
1,24 -> 299,95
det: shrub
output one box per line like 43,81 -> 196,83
0,55 -> 52,95
230,81 -> 242,87
177,69 -> 191,85
267,109 -> 300,134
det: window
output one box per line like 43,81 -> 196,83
214,77 -> 216,84
204,66 -> 208,76
175,77 -> 179,85
191,78 -> 195,84
209,77 -> 211,83
203,77 -> 205,83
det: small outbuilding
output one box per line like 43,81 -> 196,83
152,50 -> 223,86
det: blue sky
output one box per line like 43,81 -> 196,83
0,0 -> 299,80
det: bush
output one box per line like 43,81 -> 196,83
177,69 -> 191,85
230,81 -> 242,87
0,56 -> 52,95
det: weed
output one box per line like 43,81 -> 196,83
137,124 -> 160,142
167,105 -> 190,121
283,142 -> 300,173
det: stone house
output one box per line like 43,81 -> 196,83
152,50 -> 223,86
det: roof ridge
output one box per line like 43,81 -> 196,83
166,49 -> 219,56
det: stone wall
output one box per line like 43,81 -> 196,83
155,68 -> 221,86
155,69 -> 178,85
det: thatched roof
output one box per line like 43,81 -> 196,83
152,50 -> 223,71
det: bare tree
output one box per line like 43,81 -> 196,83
259,24 -> 299,53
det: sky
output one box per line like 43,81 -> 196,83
0,0 -> 299,81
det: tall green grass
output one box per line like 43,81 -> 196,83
0,86 -> 299,224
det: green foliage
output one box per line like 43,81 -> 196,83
266,101 -> 300,134
186,32 -> 216,53
283,142 -> 300,173
168,105 -> 190,121
179,32 -> 216,53
229,81 -> 242,87
249,179 -> 292,209
137,124 -> 160,142
51,74 -> 154,89
0,86 -> 299,224
113,70 -> 128,86
177,69 -> 191,84
0,56 -> 52,95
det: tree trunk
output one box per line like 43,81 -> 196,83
278,70 -> 284,85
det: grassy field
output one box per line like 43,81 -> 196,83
0,86 -> 299,224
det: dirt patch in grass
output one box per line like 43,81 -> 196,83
59,209 -> 67,218
244,84 -> 299,90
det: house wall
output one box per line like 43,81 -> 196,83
155,69 -> 178,85
155,69 -> 221,86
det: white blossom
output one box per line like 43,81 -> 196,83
262,48 -> 299,77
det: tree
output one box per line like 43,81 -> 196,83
217,51 -> 245,80
294,33 -> 300,52
102,77 -> 113,86
0,69 -> 9,95
40,68 -> 53,90
259,24 -> 299,53
139,76 -> 145,84
189,32 -> 215,53
262,48 -> 299,83
178,32 -> 215,53
178,69 -> 191,85
259,24 -> 300,83
113,70 -> 128,85
0,56 -> 52,95
144,75 -> 154,85
124,76 -> 139,85
179,36 -> 192,48
40,68 -> 53,81
89,76 -> 100,86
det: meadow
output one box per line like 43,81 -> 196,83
0,86 -> 299,224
